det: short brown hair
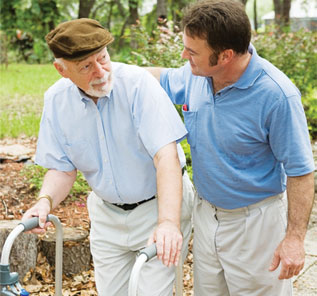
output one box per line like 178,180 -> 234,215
181,0 -> 251,55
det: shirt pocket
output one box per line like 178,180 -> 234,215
182,110 -> 197,148
64,141 -> 96,173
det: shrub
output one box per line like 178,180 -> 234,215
302,87 -> 317,139
252,29 -> 317,96
21,165 -> 91,201
121,20 -> 185,68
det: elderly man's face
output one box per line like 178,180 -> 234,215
55,47 -> 113,98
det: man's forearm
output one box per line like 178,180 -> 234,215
154,143 -> 182,226
145,67 -> 164,82
286,172 -> 315,240
39,169 -> 77,210
152,142 -> 183,266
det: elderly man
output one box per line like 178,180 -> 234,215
22,18 -> 193,296
147,0 -> 315,295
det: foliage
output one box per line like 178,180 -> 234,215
181,139 -> 192,180
21,164 -> 91,200
0,0 -> 61,63
252,29 -> 317,95
302,87 -> 317,139
116,20 -> 185,68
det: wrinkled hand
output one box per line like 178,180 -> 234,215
269,237 -> 305,279
148,220 -> 183,267
22,199 -> 51,234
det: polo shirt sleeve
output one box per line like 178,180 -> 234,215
268,95 -> 315,176
160,63 -> 189,105
133,70 -> 188,158
35,96 -> 76,172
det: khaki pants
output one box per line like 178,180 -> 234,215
193,193 -> 293,296
87,172 -> 194,296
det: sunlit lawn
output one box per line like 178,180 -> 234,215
0,63 -> 60,138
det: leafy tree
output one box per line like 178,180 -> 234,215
0,0 -> 61,63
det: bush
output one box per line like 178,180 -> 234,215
121,20 -> 185,68
21,165 -> 91,201
302,87 -> 317,139
252,29 -> 317,96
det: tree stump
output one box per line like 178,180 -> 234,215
0,220 -> 38,280
41,227 -> 91,276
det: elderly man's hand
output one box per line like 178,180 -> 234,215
148,220 -> 183,267
22,199 -> 51,234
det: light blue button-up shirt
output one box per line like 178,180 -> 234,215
161,45 -> 315,209
36,62 -> 187,203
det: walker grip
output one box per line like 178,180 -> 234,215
19,215 -> 53,232
139,244 -> 157,262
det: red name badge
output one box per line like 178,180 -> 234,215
182,104 -> 188,111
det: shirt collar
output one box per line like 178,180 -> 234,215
78,85 -> 113,106
232,43 -> 263,90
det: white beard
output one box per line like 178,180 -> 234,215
86,71 -> 113,98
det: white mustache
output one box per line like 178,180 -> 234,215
91,72 -> 111,86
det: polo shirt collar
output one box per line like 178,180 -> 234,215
232,43 -> 263,90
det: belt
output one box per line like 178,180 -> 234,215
113,195 -> 156,211
112,166 -> 186,211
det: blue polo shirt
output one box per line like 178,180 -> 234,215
160,45 -> 315,209
36,62 -> 187,203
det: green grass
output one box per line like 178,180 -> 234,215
0,63 -> 60,139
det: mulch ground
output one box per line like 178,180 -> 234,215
0,137 -> 193,295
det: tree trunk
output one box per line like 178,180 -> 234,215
128,0 -> 139,25
118,0 -> 139,49
171,0 -> 189,24
106,1 -> 114,30
78,0 -> 96,19
0,220 -> 38,280
273,0 -> 291,27
253,0 -> 258,31
41,227 -> 91,276
157,0 -> 167,21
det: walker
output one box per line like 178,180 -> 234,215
0,215 -> 63,296
0,215 -> 183,296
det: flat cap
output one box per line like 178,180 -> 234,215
46,18 -> 114,61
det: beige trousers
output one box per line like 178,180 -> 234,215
193,193 -> 293,296
87,172 -> 194,296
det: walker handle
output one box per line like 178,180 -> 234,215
19,214 -> 54,232
139,244 -> 157,262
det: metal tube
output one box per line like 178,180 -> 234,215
128,254 -> 147,296
175,254 -> 183,296
46,215 -> 63,296
0,225 -> 25,265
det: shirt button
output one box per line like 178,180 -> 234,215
104,158 -> 107,162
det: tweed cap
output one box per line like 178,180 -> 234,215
46,18 -> 114,61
